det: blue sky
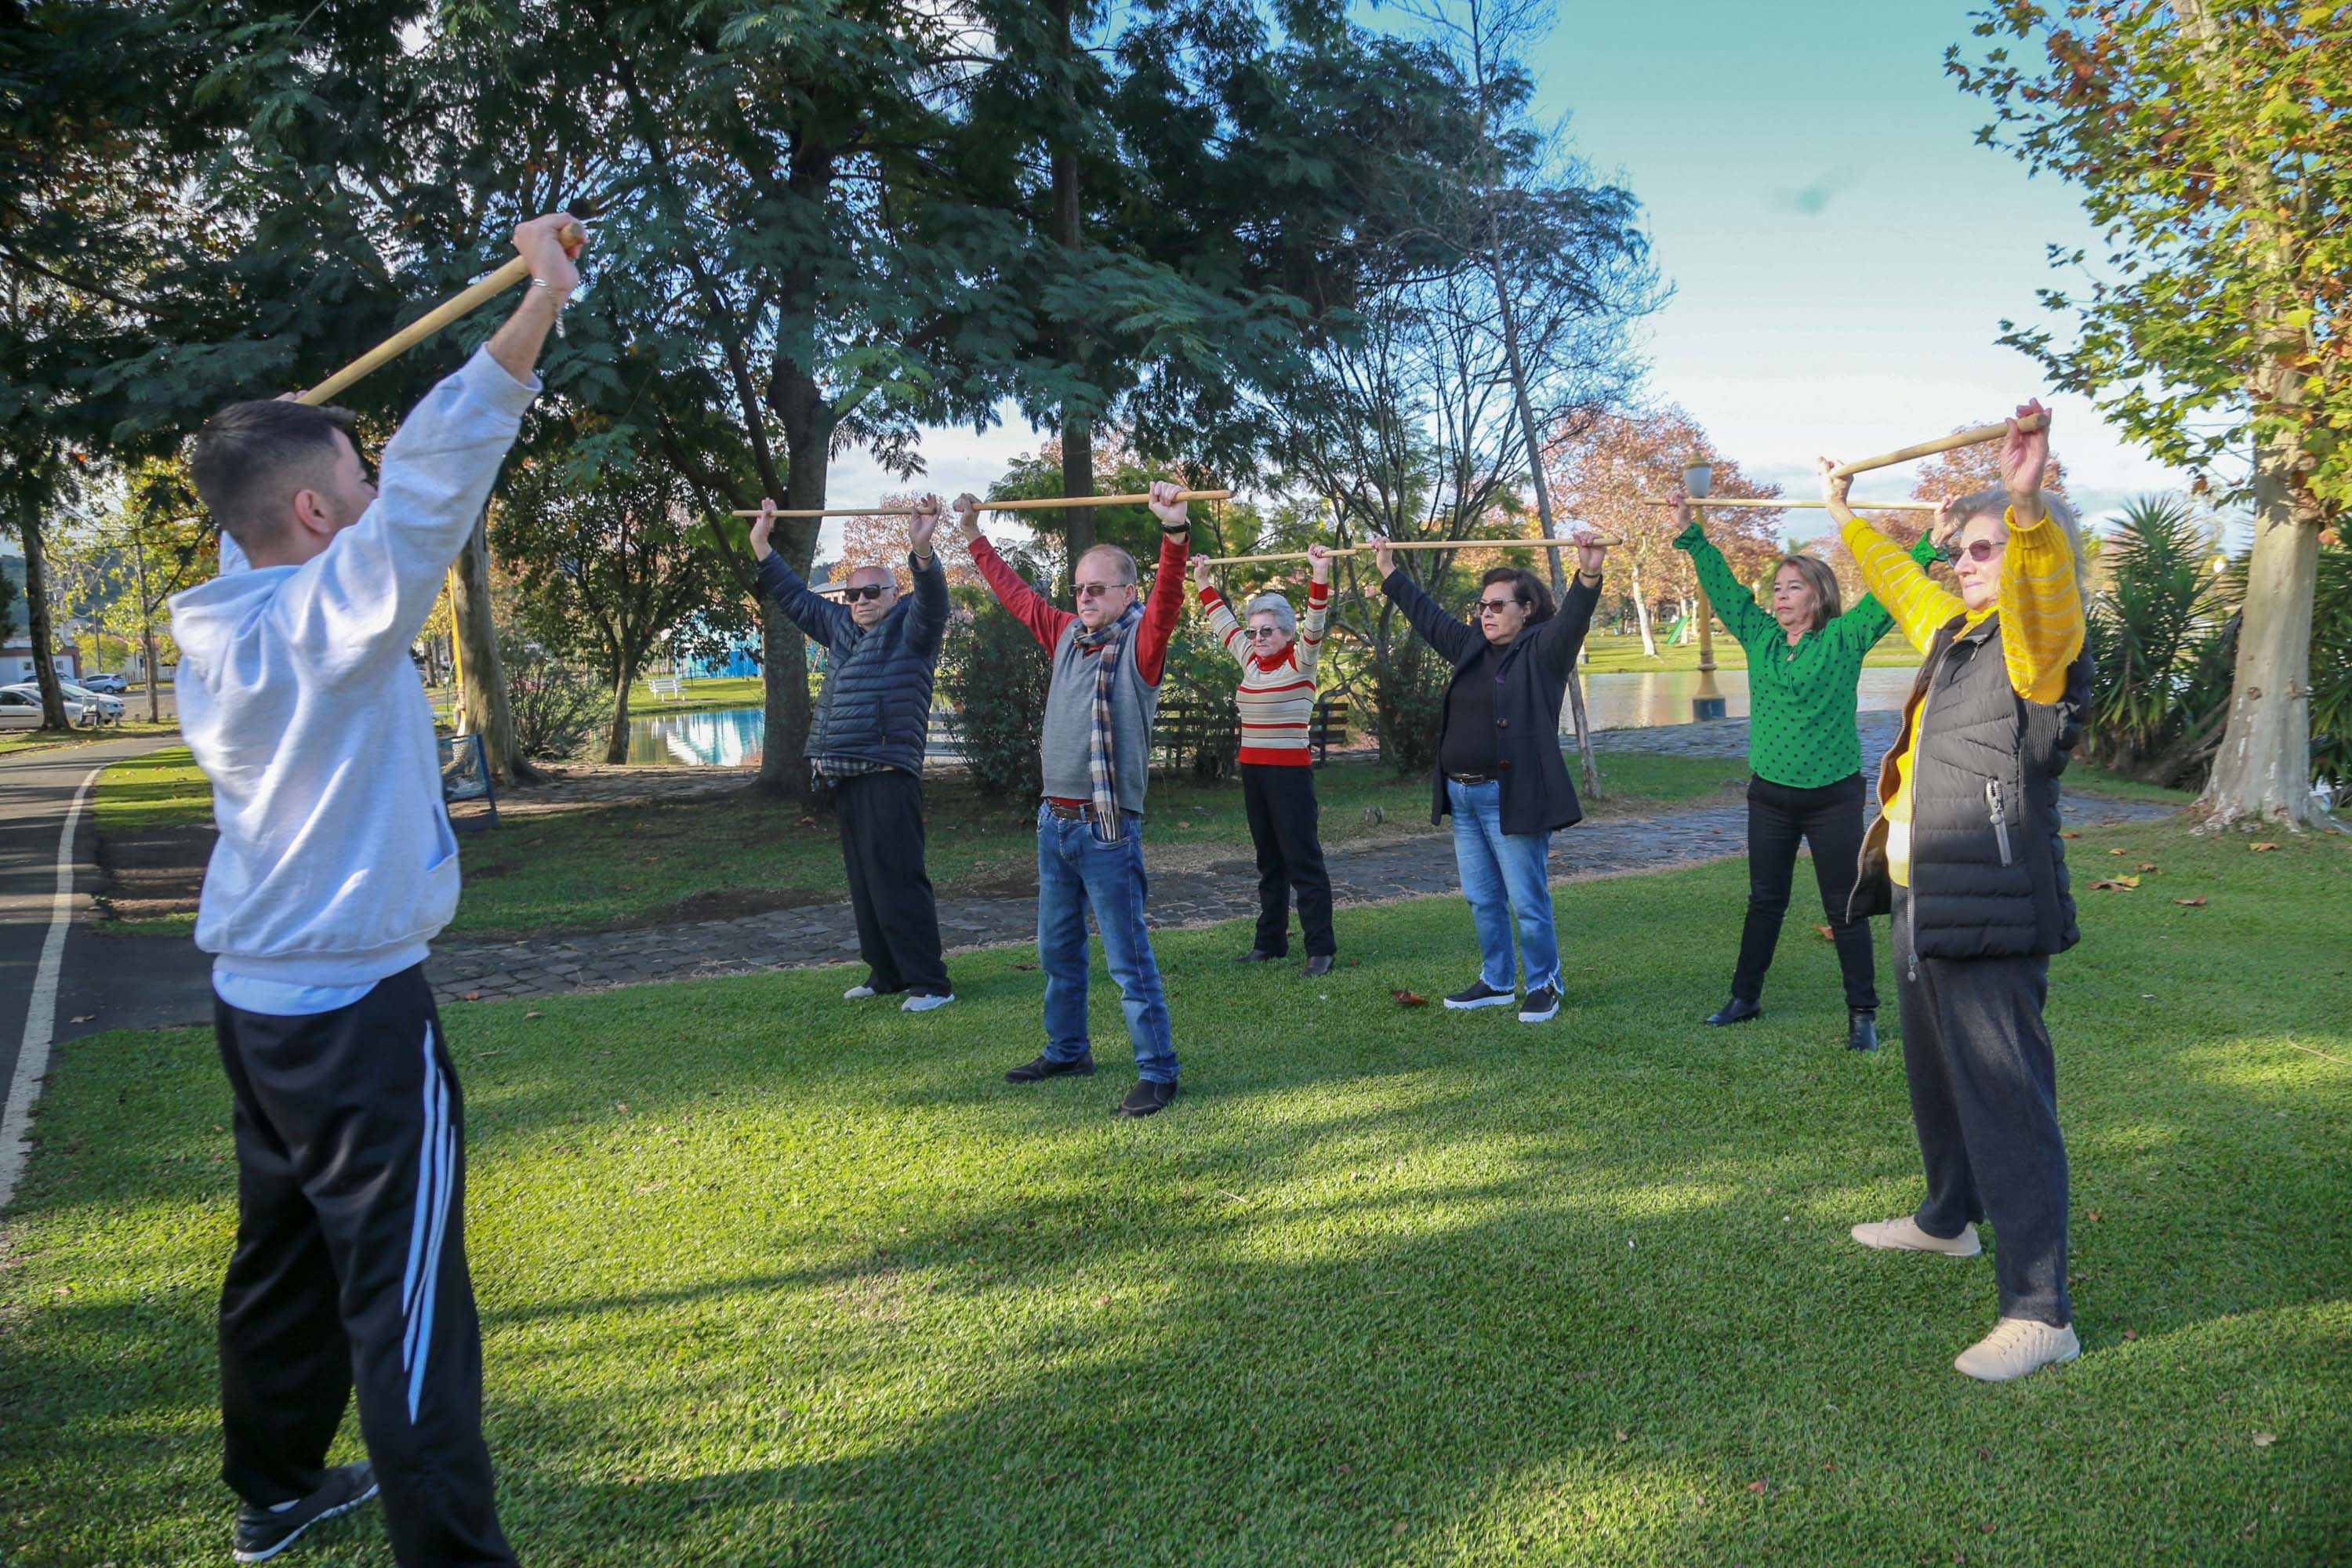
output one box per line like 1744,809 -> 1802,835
826,0 -> 2187,554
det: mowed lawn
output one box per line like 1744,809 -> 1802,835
91,747 -> 1751,940
4,825 -> 2347,1566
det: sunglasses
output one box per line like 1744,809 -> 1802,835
1076,580 -> 1132,599
1477,597 -> 1523,615
1952,539 -> 2007,563
1246,626 -> 1286,641
844,583 -> 891,602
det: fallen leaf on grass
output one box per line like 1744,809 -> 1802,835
1175,821 -> 1192,829
797,816 -> 818,826
2061,830 -> 2080,838
1748,1479 -> 1767,1494
1813,924 -> 1835,942
1613,1429 -> 1628,1443
1973,1446 -> 1993,1463
2136,862 -> 2159,872
1392,989 -> 1430,1007
2123,1328 -> 2139,1341
525,1010 -> 544,1018
1011,963 -> 1037,971
2172,896 -> 2208,907
2109,848 -> 2127,855
2252,1432 -> 2277,1447
2088,1211 -> 2101,1221
2089,878 -> 2139,891
2251,842 -> 2279,851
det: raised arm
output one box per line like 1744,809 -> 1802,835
1376,541 -> 1483,668
1535,531 -> 1607,681
1824,456 -> 1962,654
956,494 -> 1073,653
1134,481 -> 1192,685
1669,496 -> 1773,650
1990,406 -> 2083,702
749,499 -> 853,645
905,495 -> 951,659
1296,545 -> 1334,681
1193,557 -> 1250,670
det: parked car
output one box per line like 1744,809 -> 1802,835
82,672 -> 128,694
0,682 -> 111,728
0,688 -> 42,730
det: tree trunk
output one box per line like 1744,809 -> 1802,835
602,653 -> 637,764
2196,431 -> 2321,829
449,509 -> 535,786
758,387 -> 830,806
1630,567 -> 1659,657
16,515 -> 72,729
1051,0 -> 1095,591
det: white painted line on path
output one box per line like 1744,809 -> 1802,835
1,763 -> 107,1213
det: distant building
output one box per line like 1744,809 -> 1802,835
3,641 -> 82,684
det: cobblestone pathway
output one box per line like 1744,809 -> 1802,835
428,713 -> 2176,1007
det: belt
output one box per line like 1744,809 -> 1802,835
1045,800 -> 1093,820
1446,771 -> 1496,786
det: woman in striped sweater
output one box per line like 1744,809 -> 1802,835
1193,543 -> 1337,976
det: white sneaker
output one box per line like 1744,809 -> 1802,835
844,983 -> 879,1000
901,993 -> 956,1014
1849,1215 -> 1982,1256
1955,1317 -> 2080,1382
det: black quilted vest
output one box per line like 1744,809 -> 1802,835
1849,611 -> 2093,960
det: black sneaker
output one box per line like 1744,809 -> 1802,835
1117,1079 -> 1179,1117
1232,948 -> 1283,964
1519,985 -> 1559,1023
1005,1052 -> 1095,1083
233,1462 -> 378,1563
1443,980 -> 1515,1010
1299,955 -> 1335,978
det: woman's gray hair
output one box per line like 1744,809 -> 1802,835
1773,554 -> 1843,632
1942,488 -> 2089,593
1246,592 -> 1296,637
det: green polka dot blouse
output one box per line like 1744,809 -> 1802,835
1671,522 -> 1937,789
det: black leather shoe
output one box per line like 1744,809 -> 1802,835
1848,1010 -> 1880,1051
1117,1079 -> 1178,1117
1299,955 -> 1335,978
234,1462 -> 377,1563
1006,1052 -> 1095,1083
1444,980 -> 1515,1010
1704,997 -> 1762,1025
1233,948 -> 1283,964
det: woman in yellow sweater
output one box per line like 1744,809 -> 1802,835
1825,400 -> 2092,1384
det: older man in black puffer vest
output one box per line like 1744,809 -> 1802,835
752,495 -> 956,1012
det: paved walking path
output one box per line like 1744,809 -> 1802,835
427,713 -> 2178,1007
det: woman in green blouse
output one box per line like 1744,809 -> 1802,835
1670,491 -> 1938,1051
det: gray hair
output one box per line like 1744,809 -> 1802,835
1245,592 -> 1296,637
1076,543 -> 1138,587
1944,488 -> 2089,593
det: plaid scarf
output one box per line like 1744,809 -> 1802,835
1075,599 -> 1144,842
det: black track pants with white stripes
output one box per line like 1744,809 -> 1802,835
215,964 -> 517,1565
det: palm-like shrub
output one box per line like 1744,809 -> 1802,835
2082,495 -> 2237,786
2310,541 -> 2352,791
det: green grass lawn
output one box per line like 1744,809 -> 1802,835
0,719 -> 180,760
93,748 -> 1747,941
4,824 -> 2346,1566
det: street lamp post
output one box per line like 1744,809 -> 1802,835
1684,454 -> 1726,720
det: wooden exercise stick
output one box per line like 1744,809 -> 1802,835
1198,536 -> 1622,567
727,489 -> 1232,519
1638,496 -> 1940,513
298,221 -> 588,407
1829,412 -> 2045,479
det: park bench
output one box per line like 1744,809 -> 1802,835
1155,696 -> 1350,780
646,672 -> 685,701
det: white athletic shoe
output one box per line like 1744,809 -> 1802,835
844,984 -> 879,1000
1955,1317 -> 2080,1382
1849,1215 -> 1982,1256
902,993 -> 956,1014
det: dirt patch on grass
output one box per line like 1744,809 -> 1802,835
96,823 -> 211,925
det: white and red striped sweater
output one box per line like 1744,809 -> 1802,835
1200,579 -> 1330,766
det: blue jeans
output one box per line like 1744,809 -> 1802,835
1036,806 -> 1178,1083
1446,779 -> 1559,993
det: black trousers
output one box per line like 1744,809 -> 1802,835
1731,771 -> 1877,1011
216,965 -> 516,1566
1242,762 -> 1335,957
1891,887 -> 2072,1327
833,768 -> 952,996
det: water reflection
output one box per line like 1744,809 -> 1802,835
622,668 -> 1924,765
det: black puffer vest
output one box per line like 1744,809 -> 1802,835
1849,610 -> 2093,960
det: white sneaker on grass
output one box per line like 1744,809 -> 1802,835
1849,1215 -> 1982,1256
1955,1317 -> 2080,1381
902,993 -> 956,1013
844,983 -> 888,1000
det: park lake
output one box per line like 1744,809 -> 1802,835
624,666 -> 1929,767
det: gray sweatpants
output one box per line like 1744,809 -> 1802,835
1890,886 -> 2073,1328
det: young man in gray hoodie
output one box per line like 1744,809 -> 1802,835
169,212 -> 577,1566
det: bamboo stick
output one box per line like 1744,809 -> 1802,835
1638,496 -> 1940,513
725,488 -> 1232,519
1197,536 -> 1621,567
297,222 -> 587,406
1829,412 -> 2045,478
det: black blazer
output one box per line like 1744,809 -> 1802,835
1383,567 -> 1602,835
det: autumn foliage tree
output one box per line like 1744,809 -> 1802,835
1951,1 -> 2349,829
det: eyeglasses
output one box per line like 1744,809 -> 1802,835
843,583 -> 891,602
1953,539 -> 2007,563
1477,597 -> 1522,615
1246,626 -> 1285,641
1076,580 -> 1131,599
